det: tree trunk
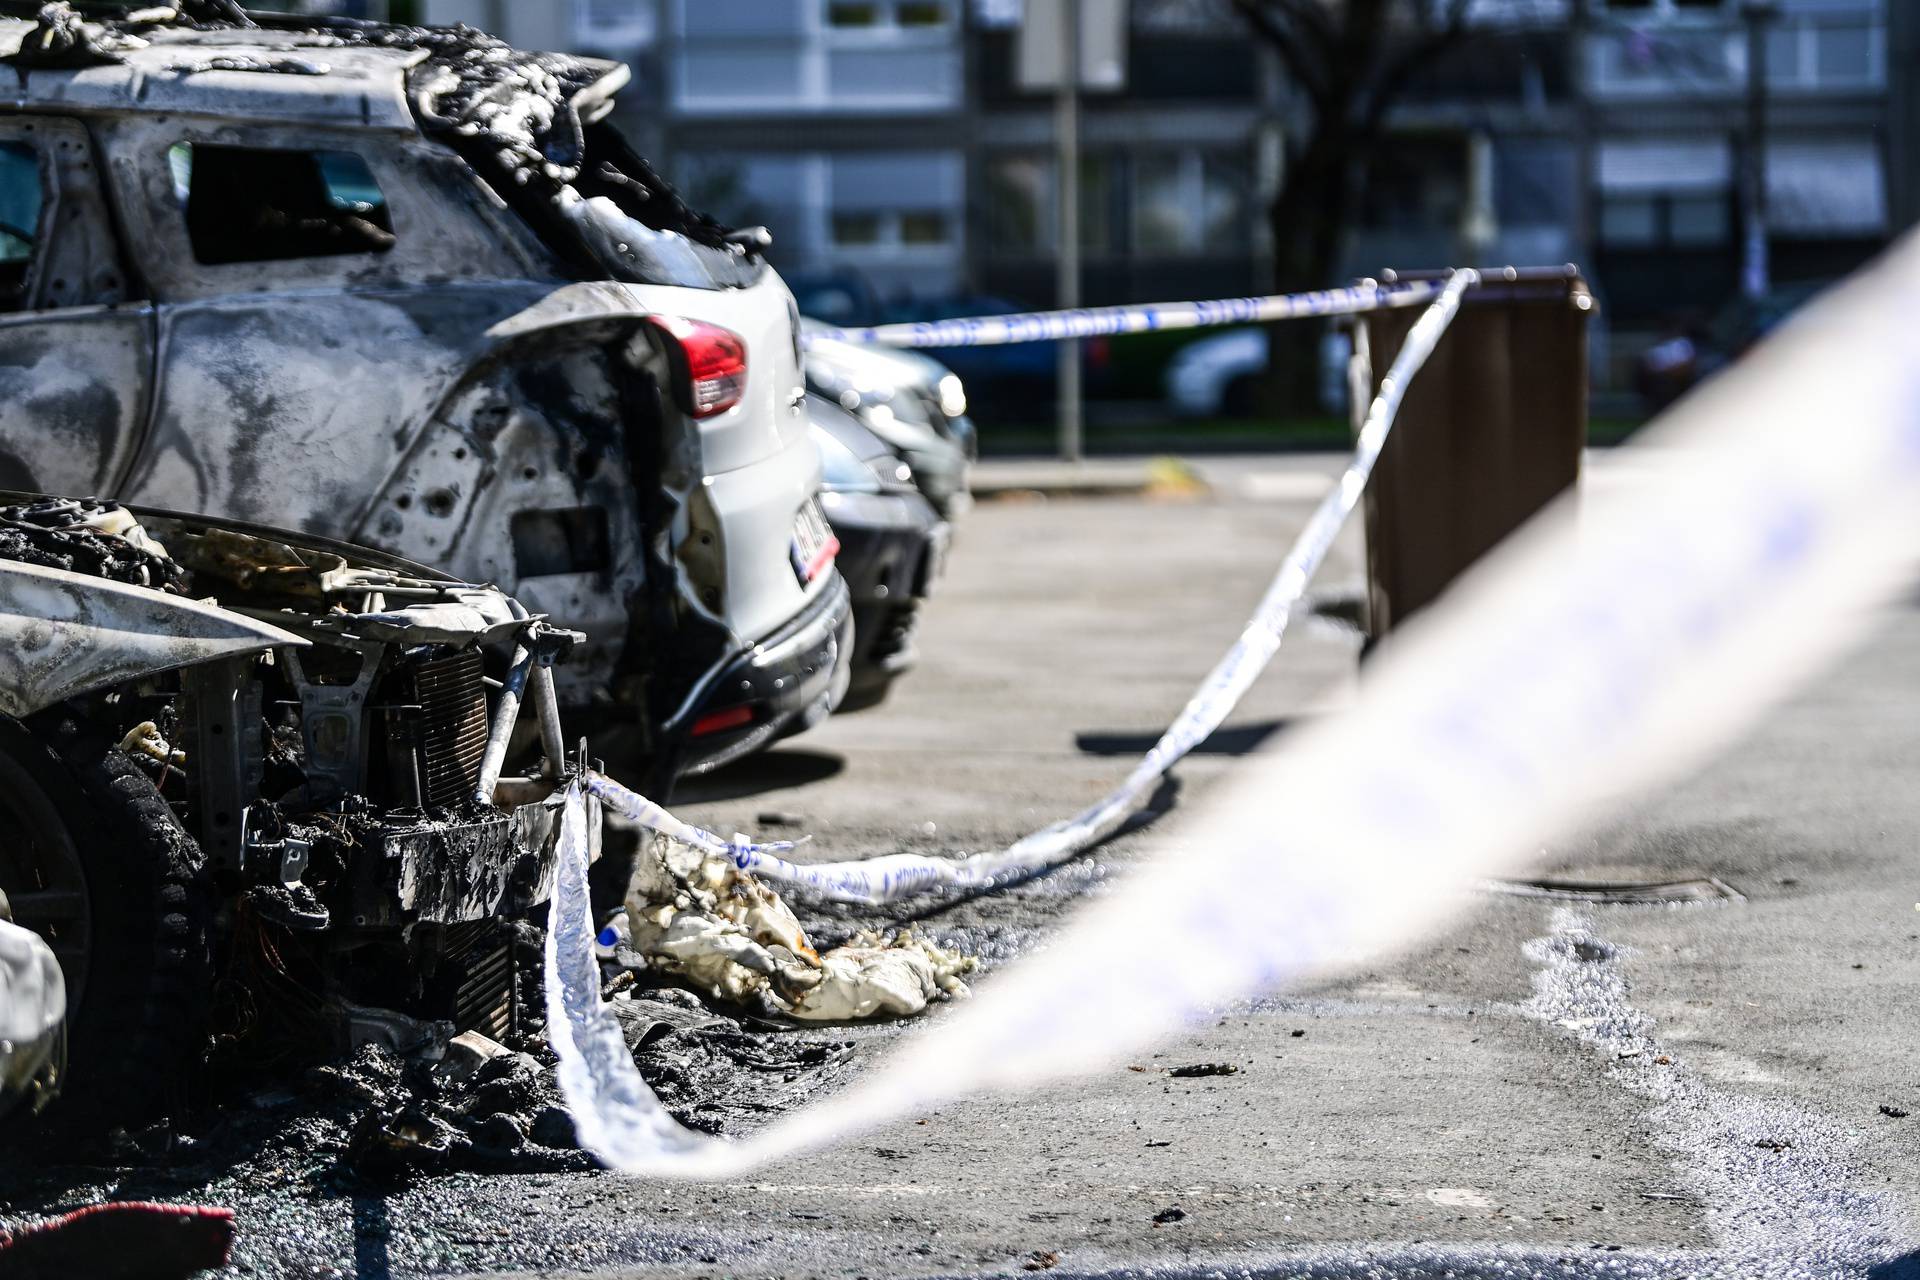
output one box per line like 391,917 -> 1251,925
1262,126 -> 1357,417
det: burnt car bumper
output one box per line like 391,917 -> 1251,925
673,572 -> 853,776
820,488 -> 948,709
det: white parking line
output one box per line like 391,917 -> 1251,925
1236,471 -> 1338,503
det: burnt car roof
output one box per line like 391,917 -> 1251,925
0,11 -> 626,136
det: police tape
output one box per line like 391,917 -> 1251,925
584,268 -> 1479,906
548,238 -> 1920,1178
803,278 -> 1445,349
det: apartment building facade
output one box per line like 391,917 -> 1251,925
413,0 -> 1914,375
1582,0 -> 1900,329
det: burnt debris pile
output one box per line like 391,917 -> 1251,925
0,985 -> 860,1203
0,498 -> 193,594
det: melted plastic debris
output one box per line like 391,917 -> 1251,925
118,720 -> 186,769
0,499 -> 191,594
618,830 -> 974,1022
180,53 -> 328,75
2,2 -> 148,68
0,916 -> 64,1106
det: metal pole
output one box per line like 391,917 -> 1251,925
474,641 -> 532,807
531,664 -> 567,780
1741,1 -> 1777,300
1055,0 -> 1083,463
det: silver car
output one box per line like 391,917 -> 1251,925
0,6 -> 848,786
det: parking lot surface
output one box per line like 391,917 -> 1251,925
566,454 -> 1920,1278
16,454 -> 1920,1279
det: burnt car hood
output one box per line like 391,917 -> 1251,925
0,494 -> 528,718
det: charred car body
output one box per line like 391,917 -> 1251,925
0,496 -> 594,1125
0,5 -> 847,788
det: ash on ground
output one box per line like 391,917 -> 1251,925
0,979 -> 863,1213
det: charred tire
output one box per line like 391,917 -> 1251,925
0,714 -> 212,1130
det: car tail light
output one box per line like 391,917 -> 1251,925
646,315 -> 747,419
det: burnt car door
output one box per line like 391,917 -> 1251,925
97,119 -> 653,698
0,116 -> 154,495
100,121 -> 543,540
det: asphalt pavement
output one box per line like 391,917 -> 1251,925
534,452 -> 1920,1279
18,451 -> 1911,1279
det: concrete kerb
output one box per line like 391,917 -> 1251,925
972,456 -> 1211,501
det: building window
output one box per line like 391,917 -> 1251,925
897,2 -> 949,25
574,0 -> 657,48
1599,196 -> 1660,247
831,211 -> 884,246
825,0 -> 952,28
1133,151 -> 1247,252
831,209 -> 952,248
899,211 -> 950,244
983,153 -> 1116,255
1598,191 -> 1730,250
1598,0 -> 1729,13
675,0 -> 960,112
1667,193 -> 1729,246
1593,8 -> 1885,97
986,155 -> 1051,252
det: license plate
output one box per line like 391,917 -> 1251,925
790,499 -> 839,585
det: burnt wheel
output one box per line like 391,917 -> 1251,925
0,715 -> 212,1129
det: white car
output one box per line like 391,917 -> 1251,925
1164,328 -> 1352,417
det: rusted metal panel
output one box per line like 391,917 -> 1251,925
0,557 -> 304,717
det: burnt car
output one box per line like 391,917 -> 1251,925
808,396 -> 948,711
0,496 -> 596,1126
0,4 -> 848,790
803,320 -> 975,519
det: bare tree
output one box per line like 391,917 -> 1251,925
1230,0 -> 1478,409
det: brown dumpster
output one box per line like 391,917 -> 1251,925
1355,266 -> 1593,638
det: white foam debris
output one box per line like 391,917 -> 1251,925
618,831 -> 973,1022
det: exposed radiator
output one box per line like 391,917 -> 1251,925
422,920 -> 518,1041
408,649 -> 490,810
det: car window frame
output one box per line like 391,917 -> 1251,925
0,113 -> 141,314
98,117 -> 562,304
0,137 -> 45,308
166,140 -> 399,268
